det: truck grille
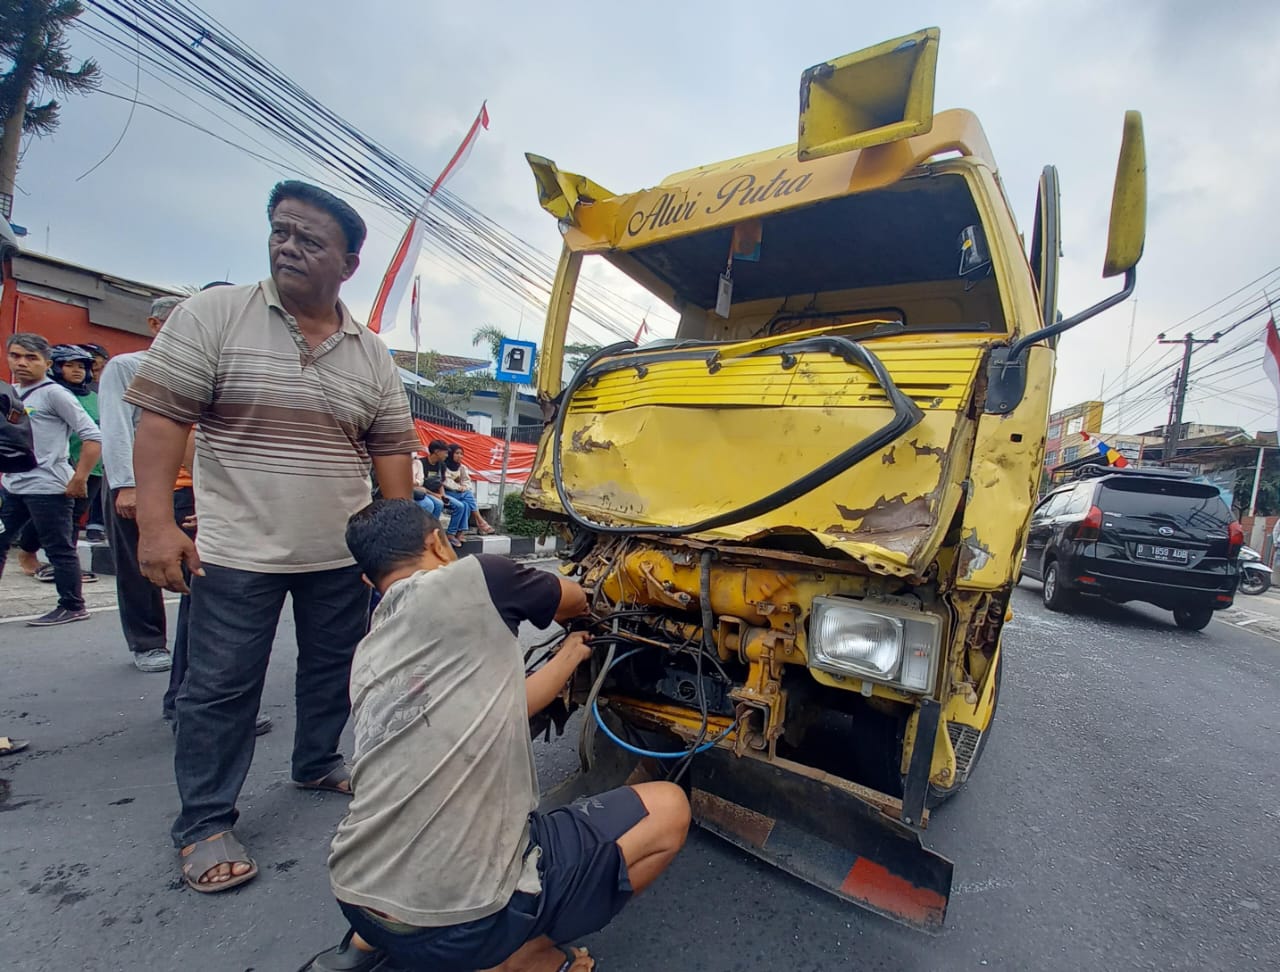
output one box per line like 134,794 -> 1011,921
948,723 -> 982,781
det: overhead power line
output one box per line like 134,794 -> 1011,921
75,0 -> 677,349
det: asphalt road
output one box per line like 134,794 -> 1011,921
1,582 -> 1277,971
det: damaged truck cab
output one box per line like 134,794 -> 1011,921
522,28 -> 1146,930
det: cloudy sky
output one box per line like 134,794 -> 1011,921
16,0 -> 1280,435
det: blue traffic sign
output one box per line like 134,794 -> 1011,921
495,338 -> 537,384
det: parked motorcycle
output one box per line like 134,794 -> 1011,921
1239,545 -> 1272,596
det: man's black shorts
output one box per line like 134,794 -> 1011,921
338,786 -> 648,971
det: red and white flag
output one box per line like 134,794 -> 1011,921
632,317 -> 649,344
368,102 -> 490,333
1263,317 -> 1280,431
409,276 -> 421,347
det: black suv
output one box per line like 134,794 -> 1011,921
1020,466 -> 1242,630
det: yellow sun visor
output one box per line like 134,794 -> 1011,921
798,27 -> 940,161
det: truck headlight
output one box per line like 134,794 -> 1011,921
808,596 -> 943,694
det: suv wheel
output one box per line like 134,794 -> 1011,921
1173,606 -> 1214,631
1042,561 -> 1073,612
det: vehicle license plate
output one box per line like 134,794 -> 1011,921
1135,544 -> 1190,564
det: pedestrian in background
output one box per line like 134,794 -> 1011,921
1,373 -> 37,754
100,299 -> 186,675
77,344 -> 111,542
15,344 -> 103,580
81,343 -> 110,391
0,334 -> 102,626
127,180 -> 418,893
444,443 -> 494,544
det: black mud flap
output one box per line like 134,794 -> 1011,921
541,727 -> 953,932
689,748 -> 952,932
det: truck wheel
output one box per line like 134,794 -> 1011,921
1041,561 -> 1073,612
1173,606 -> 1214,631
926,654 -> 1002,809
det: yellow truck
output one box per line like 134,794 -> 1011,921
523,28 -> 1146,930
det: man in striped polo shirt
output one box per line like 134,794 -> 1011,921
126,181 -> 420,893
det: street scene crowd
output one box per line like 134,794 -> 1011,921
1,181 -> 685,972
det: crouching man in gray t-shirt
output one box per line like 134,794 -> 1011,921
316,500 -> 690,972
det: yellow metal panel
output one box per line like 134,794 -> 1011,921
567,346 -> 982,414
545,109 -> 996,253
525,154 -> 616,223
536,246 -> 582,401
955,345 -> 1054,590
797,28 -> 941,160
527,379 -> 978,576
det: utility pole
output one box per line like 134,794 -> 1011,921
1157,331 -> 1220,464
1249,446 -> 1266,516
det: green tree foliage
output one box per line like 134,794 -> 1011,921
406,349 -> 499,412
502,490 -> 547,538
1235,459 -> 1280,519
564,342 -> 602,373
0,1 -> 100,198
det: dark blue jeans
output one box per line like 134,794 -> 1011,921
162,487 -> 196,719
0,490 -> 83,611
170,561 -> 368,848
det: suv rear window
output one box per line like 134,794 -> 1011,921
1097,479 -> 1232,533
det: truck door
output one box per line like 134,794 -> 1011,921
1029,166 -> 1061,331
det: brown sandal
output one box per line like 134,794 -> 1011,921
180,831 -> 258,893
294,763 -> 352,795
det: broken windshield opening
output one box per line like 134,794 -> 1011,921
590,171 -> 1007,346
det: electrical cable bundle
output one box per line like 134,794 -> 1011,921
75,0 -> 676,347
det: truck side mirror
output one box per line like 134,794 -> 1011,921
1102,111 -> 1147,278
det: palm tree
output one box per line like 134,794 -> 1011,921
0,1 -> 100,206
472,323 -> 527,414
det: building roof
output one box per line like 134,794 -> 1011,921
8,250 -> 184,338
391,350 -> 490,375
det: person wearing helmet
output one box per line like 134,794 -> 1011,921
79,343 -> 110,390
15,345 -> 104,582
78,344 -> 110,541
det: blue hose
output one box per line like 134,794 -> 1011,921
590,648 -> 737,759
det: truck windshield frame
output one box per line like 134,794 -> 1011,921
558,164 -> 1015,356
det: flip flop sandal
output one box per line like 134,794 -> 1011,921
294,763 -> 352,795
0,736 -> 30,756
297,929 -> 395,972
180,832 -> 258,894
34,565 -> 55,583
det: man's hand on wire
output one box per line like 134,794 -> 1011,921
558,631 -> 593,669
527,631 -> 592,718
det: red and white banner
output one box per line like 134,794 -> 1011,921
1263,317 -> 1280,432
368,102 -> 490,334
409,276 -> 421,347
413,420 -> 538,485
